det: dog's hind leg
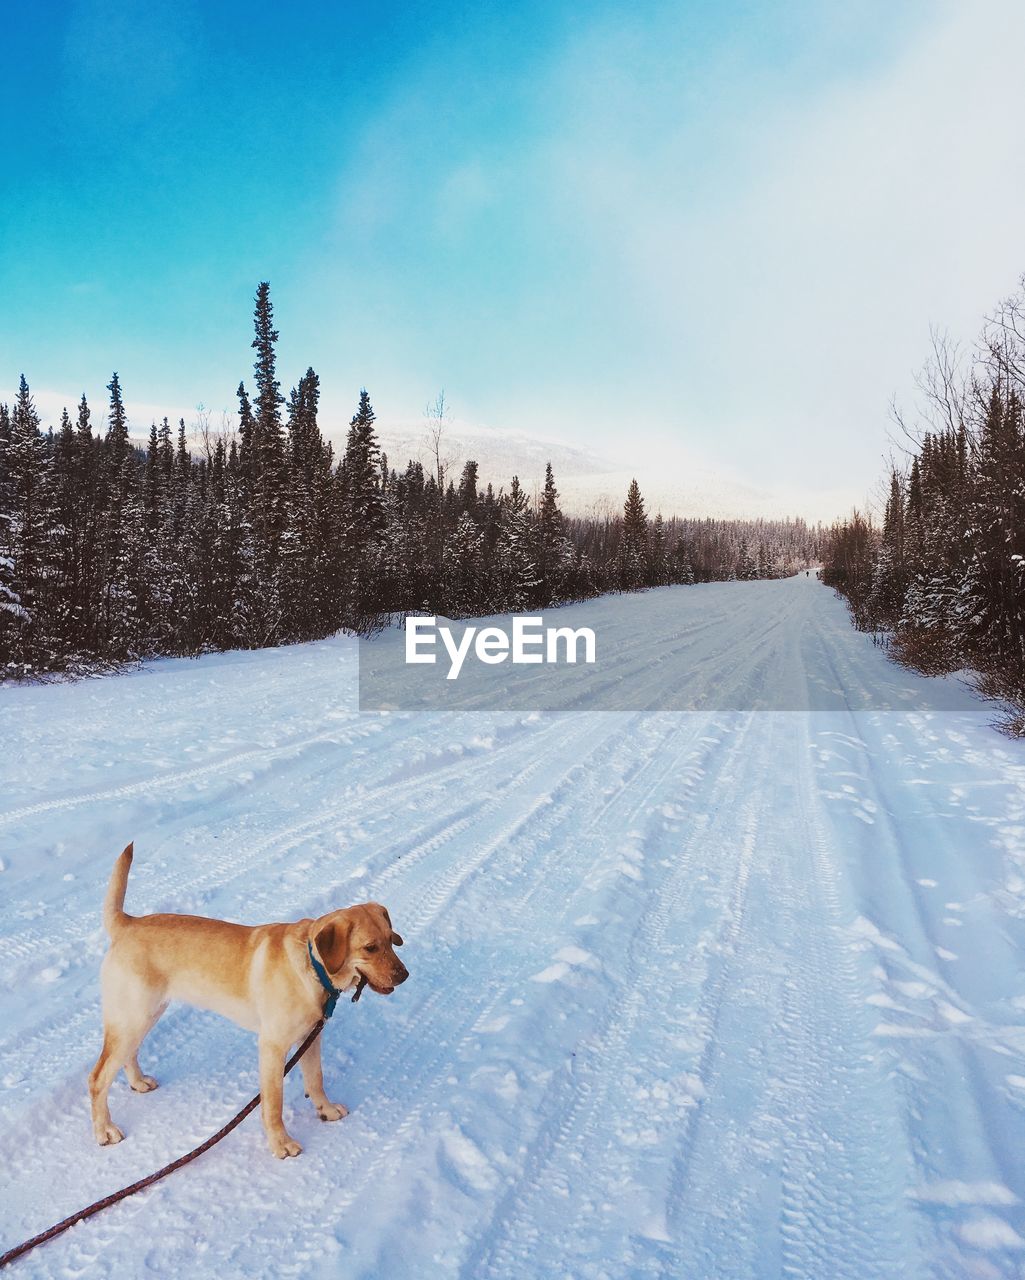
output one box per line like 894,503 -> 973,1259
89,960 -> 165,1144
89,1026 -> 136,1144
125,1052 -> 159,1092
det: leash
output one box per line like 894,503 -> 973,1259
0,1019 -> 327,1271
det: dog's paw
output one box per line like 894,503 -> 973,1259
130,1075 -> 159,1093
316,1100 -> 348,1122
95,1122 -> 125,1146
268,1132 -> 303,1159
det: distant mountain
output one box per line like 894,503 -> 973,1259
365,420 -> 846,524
357,421 -> 617,484
554,468 -> 835,524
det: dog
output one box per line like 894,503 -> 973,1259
88,843 -> 408,1158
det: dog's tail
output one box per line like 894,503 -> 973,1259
103,843 -> 134,935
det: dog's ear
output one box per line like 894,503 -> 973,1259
374,903 -> 403,947
314,917 -> 352,974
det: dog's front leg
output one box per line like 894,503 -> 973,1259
300,1035 -> 348,1122
258,1038 -> 302,1158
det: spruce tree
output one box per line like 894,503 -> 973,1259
0,377 -> 50,666
458,460 -> 479,516
648,512 -> 670,586
101,373 -> 144,657
249,283 -> 287,637
281,367 -> 328,638
340,390 -> 384,544
534,462 -> 570,606
49,407 -> 81,649
493,474 -> 537,610
619,478 -> 648,590
237,380 -> 256,488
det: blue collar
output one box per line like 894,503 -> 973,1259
308,940 -> 341,1019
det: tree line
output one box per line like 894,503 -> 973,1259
822,277 -> 1025,730
1,283 -> 822,678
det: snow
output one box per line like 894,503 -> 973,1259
1,573 -> 1025,1278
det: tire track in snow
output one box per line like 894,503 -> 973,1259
660,638 -> 923,1277
655,725 -> 779,1271
804,623 -> 1025,1271
460,711 -> 765,1279
0,727 -> 358,830
0,713 -> 574,975
771,715 -> 925,1280
805,611 -> 1025,1196
322,713 -> 720,1274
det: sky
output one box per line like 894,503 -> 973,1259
3,0 -> 1025,518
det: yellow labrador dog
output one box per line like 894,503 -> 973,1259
88,843 -> 407,1158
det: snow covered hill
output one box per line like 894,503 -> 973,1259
2,576 -> 1024,1278
369,422 -> 848,523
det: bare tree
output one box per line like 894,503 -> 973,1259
918,327 -> 969,434
980,275 -> 1025,407
194,404 -> 215,464
219,408 -> 238,448
423,390 -> 454,488
887,326 -> 970,467
193,404 -> 238,464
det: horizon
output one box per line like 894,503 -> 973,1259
19,371 -> 853,526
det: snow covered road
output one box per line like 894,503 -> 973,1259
2,574 -> 1025,1279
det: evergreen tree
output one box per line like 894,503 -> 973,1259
341,390 -> 384,538
0,377 -> 48,666
735,538 -> 757,581
962,386 -> 1025,668
648,513 -> 671,586
457,460 -> 479,516
493,475 -> 537,610
249,283 -> 287,637
619,478 -> 648,590
48,407 -> 82,650
237,380 -> 256,488
443,513 -> 486,615
101,373 -> 144,657
534,463 -> 571,606
281,367 -> 330,638
337,389 -> 385,623
672,536 -> 695,584
868,472 -> 907,627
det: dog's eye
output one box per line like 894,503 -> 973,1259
363,944 -> 378,954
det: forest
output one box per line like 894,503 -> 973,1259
0,283 -> 822,678
822,277 -> 1025,732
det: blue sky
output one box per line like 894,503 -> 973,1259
3,0 -> 1024,514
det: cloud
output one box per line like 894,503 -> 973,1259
535,0 -> 1025,501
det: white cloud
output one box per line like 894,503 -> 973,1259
539,0 -> 1025,507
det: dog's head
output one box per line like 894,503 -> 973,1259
311,903 -> 408,996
